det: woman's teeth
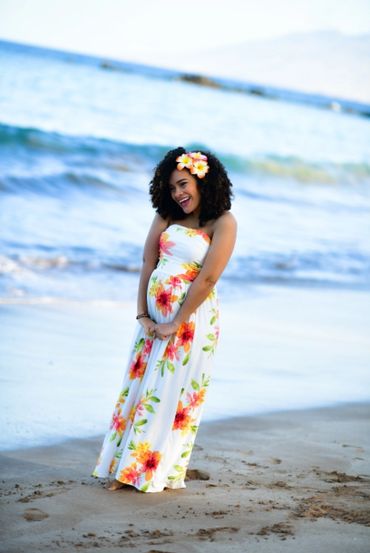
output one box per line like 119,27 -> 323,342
179,197 -> 190,207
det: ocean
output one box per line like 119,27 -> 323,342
1,40 -> 370,450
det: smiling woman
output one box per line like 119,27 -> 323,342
91,146 -> 237,493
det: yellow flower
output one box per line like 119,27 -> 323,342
190,160 -> 209,179
132,441 -> 151,463
176,153 -> 193,170
189,151 -> 207,161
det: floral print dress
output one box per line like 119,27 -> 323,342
91,223 -> 220,492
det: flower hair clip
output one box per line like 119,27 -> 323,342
176,151 -> 209,179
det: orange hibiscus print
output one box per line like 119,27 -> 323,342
176,321 -> 195,352
172,401 -> 192,431
142,450 -> 161,480
155,283 -> 178,316
129,353 -> 146,380
179,262 -> 201,282
130,441 -> 162,481
119,463 -> 141,486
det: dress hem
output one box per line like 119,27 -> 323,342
90,472 -> 186,493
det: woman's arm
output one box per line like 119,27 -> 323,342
154,212 -> 237,339
136,213 -> 168,334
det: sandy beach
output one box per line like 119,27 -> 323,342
1,401 -> 369,552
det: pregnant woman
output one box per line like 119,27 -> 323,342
91,147 -> 237,493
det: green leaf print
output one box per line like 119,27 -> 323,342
109,431 -> 117,442
128,440 -> 136,451
182,353 -> 190,366
151,396 -> 160,403
202,330 -> 218,355
134,338 -> 145,353
145,404 -> 155,414
209,307 -> 218,325
140,482 -> 150,492
133,419 -> 148,434
167,361 -> 175,374
168,463 -> 187,482
181,441 -> 194,458
156,358 -> 166,376
157,257 -> 168,268
191,379 -> 200,391
201,373 -> 210,387
202,345 -> 212,352
156,357 -> 176,376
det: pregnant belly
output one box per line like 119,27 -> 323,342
147,269 -> 189,324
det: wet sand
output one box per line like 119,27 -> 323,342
1,401 -> 369,552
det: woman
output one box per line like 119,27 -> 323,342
91,147 -> 237,493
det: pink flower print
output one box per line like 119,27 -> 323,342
110,408 -> 127,433
186,389 -> 206,409
164,341 -> 180,361
143,338 -> 153,356
159,232 -> 175,257
166,275 -> 182,288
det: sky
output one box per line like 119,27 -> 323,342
0,0 -> 370,62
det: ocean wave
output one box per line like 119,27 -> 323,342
0,253 -> 140,275
1,247 -> 369,291
1,122 -> 370,190
0,171 -> 131,196
0,121 -> 168,162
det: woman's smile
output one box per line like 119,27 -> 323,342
178,195 -> 191,210
169,169 -> 201,214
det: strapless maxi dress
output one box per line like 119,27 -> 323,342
91,223 -> 220,492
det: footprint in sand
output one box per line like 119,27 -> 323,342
23,508 -> 49,522
186,469 -> 210,481
270,457 -> 282,464
196,526 -> 239,540
342,444 -> 365,453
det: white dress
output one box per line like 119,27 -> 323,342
91,223 -> 220,492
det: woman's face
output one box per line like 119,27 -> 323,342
169,169 -> 201,215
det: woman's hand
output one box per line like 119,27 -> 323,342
154,321 -> 180,340
138,317 -> 156,338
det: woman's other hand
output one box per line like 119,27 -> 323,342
153,321 -> 180,340
139,317 -> 156,338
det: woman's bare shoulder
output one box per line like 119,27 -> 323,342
148,213 -> 171,234
212,211 -> 237,232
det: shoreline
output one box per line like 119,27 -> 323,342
0,398 -> 368,456
1,401 -> 369,551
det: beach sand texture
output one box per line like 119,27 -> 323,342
1,402 -> 369,552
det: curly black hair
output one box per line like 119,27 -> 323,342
149,147 -> 233,227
